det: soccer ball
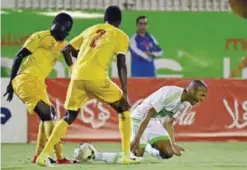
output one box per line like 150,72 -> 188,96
229,0 -> 247,19
73,143 -> 96,163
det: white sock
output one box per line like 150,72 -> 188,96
95,152 -> 121,163
145,144 -> 161,159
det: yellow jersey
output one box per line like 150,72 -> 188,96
70,23 -> 129,80
19,30 -> 67,80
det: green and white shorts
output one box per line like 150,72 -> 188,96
131,118 -> 170,149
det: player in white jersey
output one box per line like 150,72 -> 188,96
72,80 -> 207,164
131,80 -> 208,159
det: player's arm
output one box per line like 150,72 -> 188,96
116,54 -> 128,98
61,44 -> 78,66
131,108 -> 156,150
115,32 -> 129,99
4,33 -> 39,101
10,33 -> 41,82
163,116 -> 184,156
115,33 -> 129,99
62,33 -> 84,72
10,49 -> 31,82
163,117 -> 176,144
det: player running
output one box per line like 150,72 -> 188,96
4,13 -> 74,164
36,6 -> 139,166
131,80 -> 208,159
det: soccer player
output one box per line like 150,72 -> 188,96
73,80 -> 207,164
36,6 -> 138,166
3,13 -> 74,164
131,80 -> 208,159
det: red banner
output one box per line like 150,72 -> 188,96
28,79 -> 247,143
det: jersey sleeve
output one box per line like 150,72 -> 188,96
61,41 -> 68,48
150,87 -> 183,115
23,33 -> 42,53
115,31 -> 129,55
151,99 -> 166,113
70,33 -> 84,50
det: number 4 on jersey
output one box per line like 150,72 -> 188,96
90,29 -> 106,48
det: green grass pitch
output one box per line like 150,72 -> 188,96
1,142 -> 247,170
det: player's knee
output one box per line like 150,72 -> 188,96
159,147 -> 174,159
111,97 -> 130,113
64,110 -> 79,125
35,101 -> 55,121
159,150 -> 173,159
50,106 -> 56,120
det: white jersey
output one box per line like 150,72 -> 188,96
131,86 -> 192,121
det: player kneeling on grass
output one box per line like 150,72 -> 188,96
3,13 -> 74,164
131,80 -> 208,159
72,80 -> 207,164
73,143 -> 143,164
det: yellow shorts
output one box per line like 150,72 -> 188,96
64,78 -> 123,111
12,74 -> 51,114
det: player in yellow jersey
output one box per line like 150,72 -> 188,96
36,6 -> 140,166
4,13 -> 74,165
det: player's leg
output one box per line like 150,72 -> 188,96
11,75 -> 67,163
34,100 -> 70,163
36,80 -> 88,166
85,79 -> 135,163
111,98 -> 132,160
73,144 -> 143,164
146,120 -> 173,159
95,152 -> 143,164
151,140 -> 174,159
95,152 -> 122,164
32,121 -> 47,163
32,121 -> 56,164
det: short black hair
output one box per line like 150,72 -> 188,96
104,6 -> 122,23
136,16 -> 147,24
53,12 -> 73,25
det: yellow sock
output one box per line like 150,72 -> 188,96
43,121 -> 65,160
119,111 -> 132,157
35,122 -> 47,156
41,120 -> 69,157
53,139 -> 64,160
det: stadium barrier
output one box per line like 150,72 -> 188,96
24,78 -> 246,143
1,78 -> 247,143
1,78 -> 27,143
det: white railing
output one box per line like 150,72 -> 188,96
1,0 -> 231,11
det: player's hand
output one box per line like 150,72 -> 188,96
172,144 -> 185,156
145,51 -> 153,57
4,83 -> 14,102
131,138 -> 140,151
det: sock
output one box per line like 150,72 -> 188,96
53,141 -> 64,160
118,111 -> 131,158
35,122 -> 47,156
41,120 -> 69,157
95,152 -> 121,164
43,121 -> 64,160
145,143 -> 161,159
